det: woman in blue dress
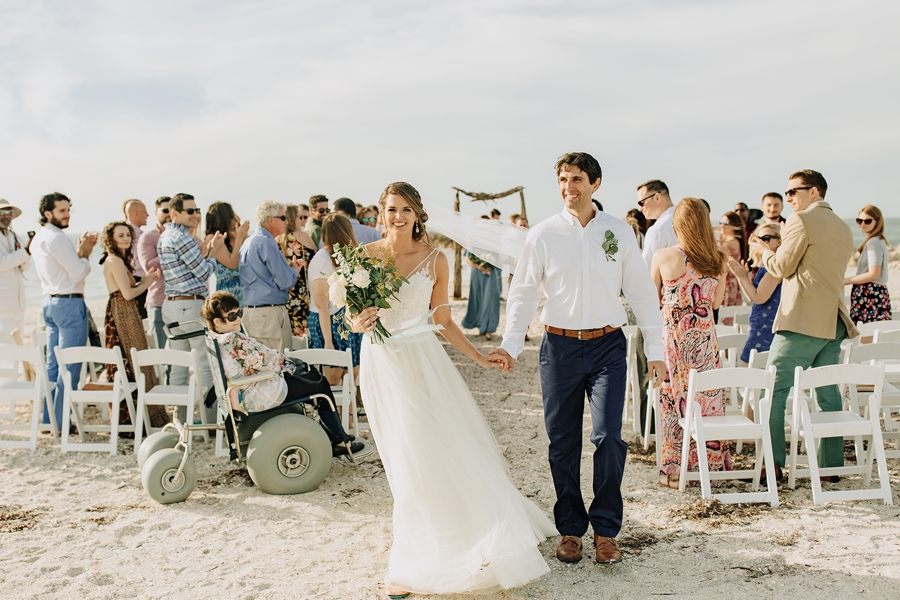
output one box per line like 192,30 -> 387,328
727,223 -> 783,364
461,249 -> 501,340
205,202 -> 250,306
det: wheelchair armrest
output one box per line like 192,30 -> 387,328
227,371 -> 279,388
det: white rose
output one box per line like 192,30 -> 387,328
351,267 -> 371,289
327,271 -> 342,286
329,277 -> 348,308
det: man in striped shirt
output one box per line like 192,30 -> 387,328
158,193 -> 225,423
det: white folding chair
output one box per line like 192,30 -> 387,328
285,348 -> 359,436
55,346 -> 138,455
717,305 -> 751,327
0,332 -> 21,418
787,363 -> 893,505
291,335 -> 309,350
0,344 -> 58,450
678,366 -> 779,506
643,381 -> 662,471
855,320 -> 900,343
131,348 -> 207,453
873,328 -> 900,343
844,342 -> 900,459
714,323 -> 739,338
717,332 -> 750,415
621,325 -> 642,433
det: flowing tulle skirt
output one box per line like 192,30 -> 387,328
360,333 -> 555,595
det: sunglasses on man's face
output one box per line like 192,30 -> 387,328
298,215 -> 309,220
784,186 -> 811,197
272,215 -> 287,221
182,208 -> 200,215
316,208 -> 330,214
856,218 -> 874,225
224,309 -> 243,322
159,208 -> 170,214
637,193 -> 656,208
758,235 -> 780,242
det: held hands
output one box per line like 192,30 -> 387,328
488,348 -> 515,374
476,352 -> 508,370
647,360 -> 666,388
351,306 -> 379,334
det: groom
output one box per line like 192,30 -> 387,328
491,152 -> 664,564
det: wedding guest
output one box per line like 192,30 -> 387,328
753,170 -> 858,482
490,208 -> 501,220
638,179 -> 676,266
366,204 -> 385,234
625,208 -> 648,247
637,180 -> 677,438
306,194 -> 329,248
307,214 -> 361,383
718,211 -> 747,323
277,204 -> 317,337
508,212 -> 520,225
239,200 -> 302,353
461,245 -> 501,340
123,199 -> 149,318
359,205 -> 377,229
136,197 -> 170,349
845,205 -> 892,323
734,202 -> 755,236
727,223 -> 783,364
99,222 -> 168,427
516,216 -> 529,229
493,152 -> 665,565
651,197 -> 730,488
200,291 -> 362,456
205,202 -> 250,306
31,192 -> 97,429
333,197 -> 382,245
159,192 -> 225,422
0,199 -> 29,338
761,193 -> 786,227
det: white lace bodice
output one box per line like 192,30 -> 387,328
378,249 -> 438,332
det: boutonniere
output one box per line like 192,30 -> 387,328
602,230 -> 619,261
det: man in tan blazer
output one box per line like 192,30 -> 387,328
750,170 -> 859,481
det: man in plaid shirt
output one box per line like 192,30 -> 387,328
158,193 -> 225,423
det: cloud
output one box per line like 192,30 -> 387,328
1,0 -> 898,231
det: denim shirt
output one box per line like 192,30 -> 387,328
239,228 -> 299,306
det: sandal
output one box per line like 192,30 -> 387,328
658,473 -> 680,489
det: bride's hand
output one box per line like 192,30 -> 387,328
350,307 -> 379,333
475,352 -> 507,370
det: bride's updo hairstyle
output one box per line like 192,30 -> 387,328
379,182 -> 430,244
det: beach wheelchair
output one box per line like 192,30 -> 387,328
138,319 -> 335,504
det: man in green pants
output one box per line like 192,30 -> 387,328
751,170 -> 858,482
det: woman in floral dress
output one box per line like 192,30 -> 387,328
717,211 -> 747,325
651,198 -> 731,489
278,204 -> 318,336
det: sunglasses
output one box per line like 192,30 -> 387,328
159,208 -> 170,214
0,209 -> 14,216
316,208 -> 330,214
224,309 -> 243,322
856,218 -> 874,225
298,215 -> 309,220
637,193 -> 656,208
785,186 -> 811,197
361,217 -> 376,223
273,215 -> 287,221
182,208 -> 200,215
758,235 -> 780,242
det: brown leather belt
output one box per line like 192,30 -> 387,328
166,295 -> 206,301
544,325 -> 620,340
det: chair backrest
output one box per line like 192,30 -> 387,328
131,348 -> 197,371
716,305 -> 750,324
54,345 -> 129,390
685,366 -> 776,425
714,324 -> 739,338
0,333 -> 19,380
0,344 -> 43,373
717,332 -> 749,368
747,349 -> 769,369
793,363 -> 884,412
873,328 -> 900,343
285,348 -> 355,390
855,320 -> 900,338
845,342 -> 900,365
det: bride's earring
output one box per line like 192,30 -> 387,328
414,222 -> 420,235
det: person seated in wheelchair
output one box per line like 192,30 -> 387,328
200,291 -> 363,457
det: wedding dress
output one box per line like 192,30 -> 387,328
360,248 -> 556,595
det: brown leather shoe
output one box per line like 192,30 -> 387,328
759,464 -> 783,484
594,535 -> 622,564
556,535 -> 583,563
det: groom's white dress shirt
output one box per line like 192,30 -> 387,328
31,224 -> 91,295
501,208 -> 664,361
641,206 -> 677,267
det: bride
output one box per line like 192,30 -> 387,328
351,182 -> 556,598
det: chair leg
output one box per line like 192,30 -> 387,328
693,410 -> 713,500
801,405 -> 824,505
788,421 -> 798,490
643,386 -> 653,451
28,394 -> 41,451
134,397 -> 145,454
61,393 -> 72,454
868,413 -> 894,506
678,417 -> 691,493
654,389 -> 662,472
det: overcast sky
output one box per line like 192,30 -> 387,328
1,0 -> 898,233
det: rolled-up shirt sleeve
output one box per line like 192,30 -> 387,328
620,232 -> 664,362
500,233 -> 544,359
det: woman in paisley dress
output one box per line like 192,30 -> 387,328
277,204 -> 318,336
651,198 -> 731,489
350,183 -> 555,598
727,223 -> 783,364
205,202 -> 250,306
99,222 -> 168,428
717,211 -> 747,324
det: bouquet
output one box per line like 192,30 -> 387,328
327,243 -> 408,343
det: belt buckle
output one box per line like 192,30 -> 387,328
577,330 -> 584,340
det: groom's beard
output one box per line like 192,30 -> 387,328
50,216 -> 69,229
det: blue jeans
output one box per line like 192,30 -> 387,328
147,303 -> 166,350
42,296 -> 89,427
539,329 -> 628,538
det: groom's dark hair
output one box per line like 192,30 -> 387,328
555,152 -> 602,184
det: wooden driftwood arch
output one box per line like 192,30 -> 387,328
450,186 -> 526,298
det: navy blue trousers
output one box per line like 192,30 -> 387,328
539,330 -> 627,538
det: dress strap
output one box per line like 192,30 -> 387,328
676,245 -> 688,264
408,247 -> 439,277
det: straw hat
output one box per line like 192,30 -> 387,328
0,199 -> 22,220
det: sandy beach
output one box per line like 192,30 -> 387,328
2,274 -> 900,599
